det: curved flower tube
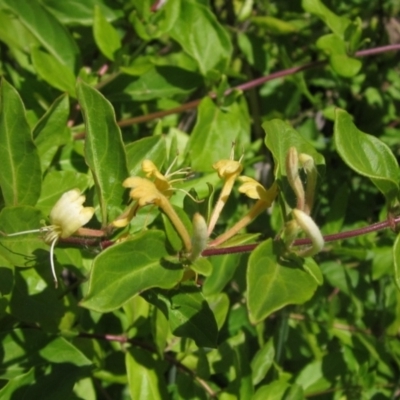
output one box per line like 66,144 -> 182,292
123,177 -> 192,253
208,156 -> 243,236
210,177 -> 278,247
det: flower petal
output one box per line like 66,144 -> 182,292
213,160 -> 243,179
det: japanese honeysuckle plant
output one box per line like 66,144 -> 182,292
1,1 -> 400,399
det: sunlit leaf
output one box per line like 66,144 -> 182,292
126,347 -> 168,400
0,80 -> 41,206
93,5 -> 121,61
77,81 -> 129,225
81,231 -> 183,312
334,108 -> 399,201
169,0 -> 232,76
247,239 -> 319,323
2,0 -> 80,69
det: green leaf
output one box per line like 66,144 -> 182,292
126,136 -> 167,176
81,231 -> 183,312
252,381 -> 291,400
31,47 -> 77,96
33,94 -> 70,172
316,34 -> 361,77
41,0 -> 121,26
0,366 -> 84,400
247,239 -> 319,323
93,5 -> 121,61
187,97 -> 250,172
169,0 -> 232,76
206,292 -> 229,330
251,16 -> 298,35
393,234 -> 400,292
77,81 -> 129,225
0,79 -> 42,206
302,0 -> 351,38
203,254 -> 241,296
0,328 -> 92,379
190,257 -> 212,277
9,267 -> 78,331
263,119 -> 325,205
251,338 -> 275,385
2,0 -> 80,69
0,8 -> 39,60
104,66 -> 203,101
334,108 -> 399,200
126,348 -> 168,400
145,283 -> 219,348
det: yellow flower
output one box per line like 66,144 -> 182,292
123,177 -> 164,207
208,153 -> 244,236
141,160 -> 172,196
123,176 -> 192,253
238,176 -> 277,206
210,177 -> 278,247
213,159 -> 243,180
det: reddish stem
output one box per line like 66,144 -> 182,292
116,44 -> 400,128
201,215 -> 400,257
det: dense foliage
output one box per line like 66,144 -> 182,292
0,0 -> 400,398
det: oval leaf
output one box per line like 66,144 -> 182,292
33,94 -> 70,172
93,5 -> 121,61
0,79 -> 41,206
81,231 -> 183,312
334,108 -> 399,200
77,81 -> 129,225
187,97 -> 250,172
2,0 -> 79,69
263,119 -> 325,205
126,136 -> 167,177
145,284 -> 219,348
31,47 -> 77,96
104,66 -> 203,101
393,233 -> 400,292
0,328 -> 92,380
169,1 -> 232,75
126,348 -> 168,400
247,239 -> 319,323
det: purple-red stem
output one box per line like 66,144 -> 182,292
114,44 -> 400,128
61,215 -> 400,256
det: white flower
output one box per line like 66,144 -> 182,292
4,189 -> 94,288
43,189 -> 94,287
44,189 -> 95,242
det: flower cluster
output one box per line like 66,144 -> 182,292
5,146 -> 323,288
283,147 -> 324,256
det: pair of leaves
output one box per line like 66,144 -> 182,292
303,0 -> 362,77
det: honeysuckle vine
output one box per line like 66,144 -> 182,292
3,147 -> 399,287
72,43 -> 400,139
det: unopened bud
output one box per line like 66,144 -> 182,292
188,213 -> 208,261
286,147 -> 305,211
292,209 -> 324,257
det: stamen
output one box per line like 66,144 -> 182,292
50,237 -> 59,288
165,155 -> 179,176
3,228 -> 44,237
